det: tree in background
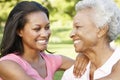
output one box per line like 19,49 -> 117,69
0,0 -> 80,43
0,0 -> 120,44
0,0 -> 79,31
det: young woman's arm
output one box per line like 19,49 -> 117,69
0,60 -> 35,80
59,55 -> 74,70
73,54 -> 89,77
59,54 -> 89,77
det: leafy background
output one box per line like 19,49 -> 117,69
0,0 -> 120,44
0,0 -> 120,80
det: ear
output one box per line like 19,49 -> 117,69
17,29 -> 23,37
97,24 -> 109,38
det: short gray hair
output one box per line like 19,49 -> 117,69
75,0 -> 120,41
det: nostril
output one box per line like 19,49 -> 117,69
70,31 -> 75,38
70,34 -> 73,38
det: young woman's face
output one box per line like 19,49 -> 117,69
70,9 -> 99,53
18,11 -> 51,52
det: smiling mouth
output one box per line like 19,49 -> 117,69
74,40 -> 81,44
37,40 -> 48,45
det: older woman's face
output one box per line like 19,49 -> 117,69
70,9 -> 99,53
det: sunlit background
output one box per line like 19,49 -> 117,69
0,0 -> 120,79
0,0 -> 120,62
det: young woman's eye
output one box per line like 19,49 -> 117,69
34,27 -> 41,32
45,26 -> 50,30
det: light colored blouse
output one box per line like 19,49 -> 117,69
62,47 -> 120,80
0,52 -> 62,80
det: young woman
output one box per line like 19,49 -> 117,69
0,1 -> 88,80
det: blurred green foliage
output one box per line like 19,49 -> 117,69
0,0 -> 120,44
0,0 -> 80,44
115,0 -> 120,7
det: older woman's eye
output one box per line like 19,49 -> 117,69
76,26 -> 82,28
45,26 -> 50,30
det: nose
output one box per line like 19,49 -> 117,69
70,29 -> 76,38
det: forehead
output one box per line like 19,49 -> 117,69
26,11 -> 49,23
73,9 -> 94,25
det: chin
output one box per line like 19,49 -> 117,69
39,46 -> 47,51
75,47 -> 84,53
75,48 -> 80,53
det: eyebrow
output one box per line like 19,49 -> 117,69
45,23 -> 50,26
35,23 -> 50,26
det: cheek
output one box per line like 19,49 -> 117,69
27,31 -> 37,38
47,30 -> 51,38
76,30 -> 84,37
76,28 -> 88,36
78,31 -> 98,46
84,33 -> 98,47
49,30 -> 51,35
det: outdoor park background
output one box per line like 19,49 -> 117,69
0,0 -> 120,80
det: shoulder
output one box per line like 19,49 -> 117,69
0,53 -> 25,72
0,60 -> 23,71
0,60 -> 24,79
0,53 -> 28,70
115,47 -> 120,54
0,60 -> 35,80
61,65 -> 76,80
0,53 -> 20,61
110,47 -> 120,64
112,59 -> 120,70
111,47 -> 120,72
44,53 -> 62,65
41,53 -> 62,61
41,53 -> 62,71
113,47 -> 120,60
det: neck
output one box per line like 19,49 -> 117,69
21,50 -> 44,63
82,41 -> 114,69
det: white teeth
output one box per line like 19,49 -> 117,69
74,40 -> 80,44
37,40 -> 47,44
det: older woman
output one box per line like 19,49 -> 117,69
0,1 -> 89,80
62,0 -> 120,80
